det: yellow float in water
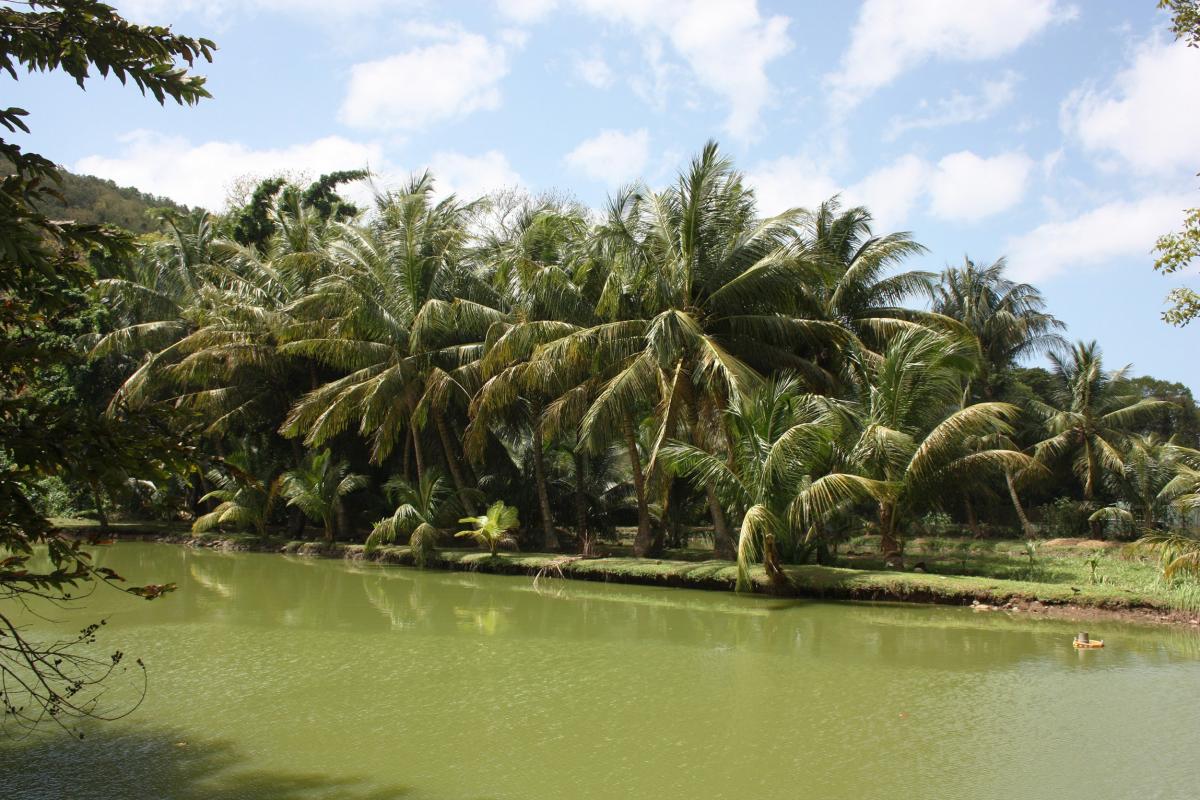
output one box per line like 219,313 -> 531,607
1073,632 -> 1104,649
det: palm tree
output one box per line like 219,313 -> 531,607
933,257 -> 1066,401
279,449 -> 368,544
280,174 -> 499,508
1033,341 -> 1173,506
457,500 -> 520,557
843,329 -> 1032,564
662,375 -> 882,591
192,447 -> 281,537
802,197 -> 935,354
541,142 -> 846,558
466,202 -> 597,550
1090,434 -> 1200,536
367,471 -> 457,567
88,209 -> 221,409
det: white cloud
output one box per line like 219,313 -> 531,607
496,0 -> 559,23
929,151 -> 1033,222
340,30 -> 511,131
574,54 -> 615,89
746,155 -> 842,217
427,150 -> 522,199
1007,194 -> 1193,282
828,0 -> 1073,113
116,0 -> 418,24
564,129 -> 650,186
752,149 -> 1032,228
74,131 -> 382,210
1062,38 -> 1200,175
845,155 -> 932,231
885,72 -> 1019,140
750,153 -> 931,230
573,0 -> 791,140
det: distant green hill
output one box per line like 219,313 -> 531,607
15,161 -> 193,234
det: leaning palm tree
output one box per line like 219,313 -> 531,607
366,471 -> 458,567
1032,341 -> 1174,505
279,449 -> 368,544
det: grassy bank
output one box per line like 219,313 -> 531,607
53,519 -> 1200,623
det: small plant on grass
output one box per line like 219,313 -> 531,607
1084,551 -> 1106,584
954,540 -> 974,574
457,501 -> 520,557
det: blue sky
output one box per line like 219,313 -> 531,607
10,1 -> 1200,389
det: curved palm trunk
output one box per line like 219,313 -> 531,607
531,416 -> 558,551
707,485 -> 735,560
696,409 -> 735,560
434,409 -> 477,516
1006,471 -> 1036,538
624,413 -> 658,558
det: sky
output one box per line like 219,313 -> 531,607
9,0 -> 1200,389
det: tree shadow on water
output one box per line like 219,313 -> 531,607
0,726 -> 411,800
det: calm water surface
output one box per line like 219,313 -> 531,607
3,542 -> 1199,799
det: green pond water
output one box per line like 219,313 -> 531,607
3,542 -> 1200,800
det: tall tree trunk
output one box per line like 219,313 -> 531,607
287,507 -> 307,539
624,413 -> 658,557
706,484 -> 735,560
411,422 -> 426,487
696,408 -> 735,560
964,493 -> 982,539
879,501 -> 903,568
1084,437 -> 1101,537
335,497 -> 351,544
573,451 -> 591,555
531,416 -> 558,551
434,409 -> 477,516
88,479 -> 109,533
1006,471 -> 1037,538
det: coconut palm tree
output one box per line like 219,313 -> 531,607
367,471 -> 459,567
542,142 -> 847,558
801,197 -> 936,353
88,209 -> 221,409
192,447 -> 281,537
466,202 -> 598,550
842,328 -> 1032,564
1090,434 -> 1200,536
662,375 -> 882,591
280,449 -> 368,544
1032,341 -> 1174,506
279,174 -> 500,504
933,257 -> 1066,401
